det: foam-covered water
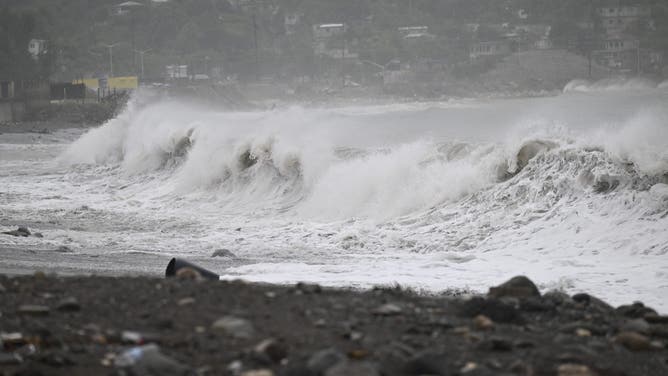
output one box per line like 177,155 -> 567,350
2,86 -> 668,310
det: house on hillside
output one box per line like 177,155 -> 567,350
596,5 -> 651,37
284,12 -> 303,35
469,40 -> 511,60
592,36 -> 661,73
113,1 -> 144,16
313,23 -> 358,59
398,26 -> 434,41
512,25 -> 552,50
28,39 -> 47,60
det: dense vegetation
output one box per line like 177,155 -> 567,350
1,0 -> 667,82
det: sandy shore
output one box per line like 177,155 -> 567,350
0,270 -> 667,376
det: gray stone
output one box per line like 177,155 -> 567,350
307,348 -> 346,374
543,290 -> 573,305
324,361 -> 380,376
559,321 -> 609,336
2,226 -> 31,237
211,249 -> 236,258
488,276 -> 540,299
571,293 -> 614,312
114,344 -> 191,376
373,303 -> 402,316
56,297 -> 81,312
614,331 -> 653,351
0,352 -> 23,365
616,302 -> 657,318
211,316 -> 255,339
254,338 -> 288,363
620,319 -> 650,334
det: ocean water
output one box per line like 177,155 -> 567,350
1,80 -> 668,311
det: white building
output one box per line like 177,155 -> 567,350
28,39 -> 47,59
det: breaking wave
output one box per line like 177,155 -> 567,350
563,77 -> 660,93
62,91 -> 668,221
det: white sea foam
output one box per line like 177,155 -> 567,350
3,87 -> 668,311
564,77 -> 659,93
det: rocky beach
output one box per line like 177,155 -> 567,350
1,271 -> 667,376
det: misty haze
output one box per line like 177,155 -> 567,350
1,1 -> 668,375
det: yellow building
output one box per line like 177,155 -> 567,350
74,76 -> 138,91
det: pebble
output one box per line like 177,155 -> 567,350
373,303 -> 402,316
307,348 -> 346,374
616,302 -> 657,318
620,318 -> 650,334
543,290 -> 573,306
473,315 -> 494,331
0,352 -> 23,365
114,344 -> 191,375
324,361 -> 380,376
488,276 -> 540,299
402,352 -> 448,375
177,297 -> 196,306
485,337 -> 513,351
460,296 -> 522,323
644,314 -> 668,324
575,328 -> 591,337
571,293 -> 613,312
254,338 -> 288,363
614,331 -> 652,351
17,304 -> 50,316
241,370 -> 274,376
212,316 -> 255,339
295,282 -> 322,294
557,363 -> 596,376
0,283 -> 6,293
56,297 -> 81,312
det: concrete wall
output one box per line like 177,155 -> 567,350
0,101 -> 26,123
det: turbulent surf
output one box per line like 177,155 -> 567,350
2,85 -> 668,310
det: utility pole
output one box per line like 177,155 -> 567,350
637,39 -> 641,75
104,43 -> 120,77
135,48 -> 151,79
252,13 -> 259,80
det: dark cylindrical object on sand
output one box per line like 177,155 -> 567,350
165,258 -> 219,281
